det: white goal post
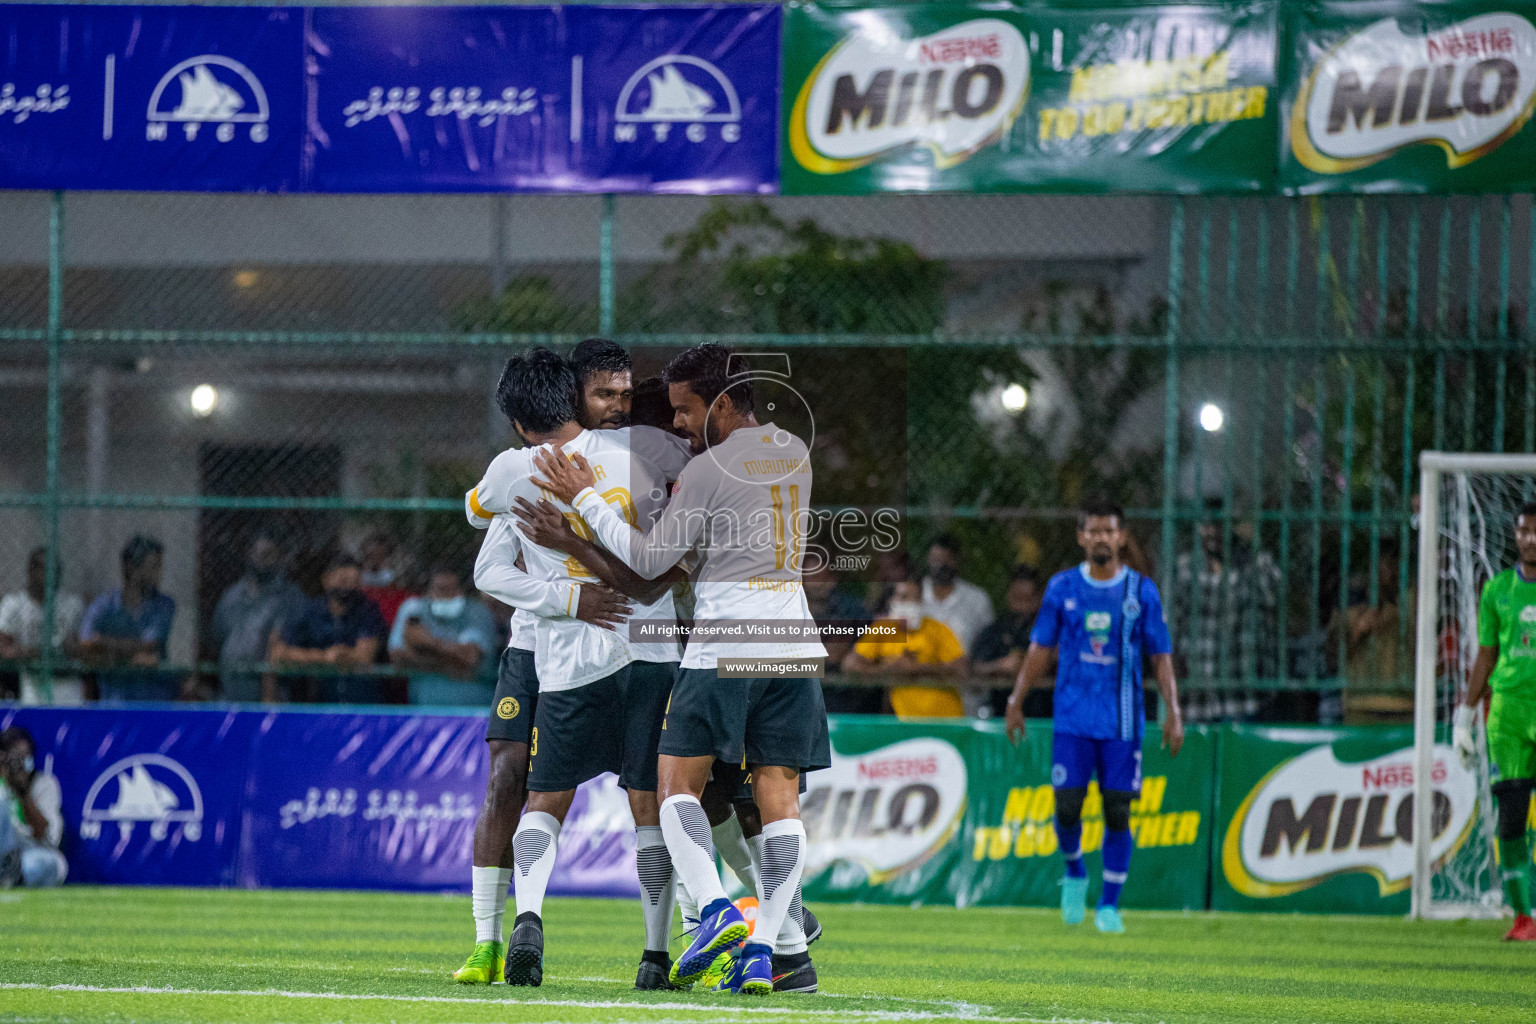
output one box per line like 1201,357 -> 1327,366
1411,451 -> 1535,920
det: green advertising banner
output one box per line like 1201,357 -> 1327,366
1281,1 -> 1536,193
803,717 -> 1215,909
781,0 -> 1279,194
1213,725 -> 1487,914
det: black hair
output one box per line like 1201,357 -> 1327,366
631,375 -> 674,430
1009,564 -> 1041,587
662,343 -> 753,416
570,338 -> 631,390
1520,501 -> 1536,523
121,535 -> 163,570
496,347 -> 579,434
930,533 -> 961,556
427,562 -> 464,583
0,725 -> 34,754
1078,498 -> 1125,529
325,553 -> 361,575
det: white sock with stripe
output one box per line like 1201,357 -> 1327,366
635,825 -> 676,954
752,818 -> 806,954
512,811 -> 560,921
660,795 -> 728,911
471,865 -> 513,943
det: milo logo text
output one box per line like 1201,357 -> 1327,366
790,18 -> 1029,174
1295,14 -> 1536,172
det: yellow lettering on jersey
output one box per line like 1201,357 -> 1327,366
592,464 -> 607,482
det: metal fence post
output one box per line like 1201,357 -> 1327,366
600,193 -> 615,337
1159,198 -> 1184,593
40,190 -> 64,701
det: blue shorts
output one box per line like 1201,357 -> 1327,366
1051,732 -> 1142,794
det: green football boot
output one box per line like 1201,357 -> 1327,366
452,940 -> 505,984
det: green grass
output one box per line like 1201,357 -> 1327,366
0,887 -> 1531,1023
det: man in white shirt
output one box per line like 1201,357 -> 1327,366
466,348 -> 692,990
922,534 -> 996,716
0,548 -> 85,705
449,352 -> 633,988
531,343 -> 827,996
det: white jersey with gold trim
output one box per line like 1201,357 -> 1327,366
467,426 -> 690,690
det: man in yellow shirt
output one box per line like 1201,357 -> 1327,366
842,579 -> 969,717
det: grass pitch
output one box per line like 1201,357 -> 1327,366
0,887 -> 1530,1024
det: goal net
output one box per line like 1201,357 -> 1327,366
1412,452 -> 1534,920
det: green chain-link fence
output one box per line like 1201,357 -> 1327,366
1,189 -> 1533,719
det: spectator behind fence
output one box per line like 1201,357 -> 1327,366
844,577 -> 968,718
388,564 -> 497,706
210,533 -> 303,702
358,530 -> 412,630
1169,501 -> 1282,721
0,548 -> 85,705
0,726 -> 66,888
80,536 -> 180,702
805,561 -> 877,713
269,554 -> 387,704
922,534 -> 995,716
972,565 -> 1046,718
1330,539 -> 1413,693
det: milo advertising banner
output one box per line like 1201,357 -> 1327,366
1282,1 -> 1536,192
1214,725 -> 1486,913
801,717 -> 1215,909
781,0 -> 1279,194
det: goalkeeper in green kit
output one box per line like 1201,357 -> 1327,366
1456,500 -> 1536,942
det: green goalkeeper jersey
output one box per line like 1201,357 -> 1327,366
1477,567 -> 1536,703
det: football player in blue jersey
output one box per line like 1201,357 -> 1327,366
1004,498 -> 1184,934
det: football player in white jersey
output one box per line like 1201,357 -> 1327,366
466,348 -> 693,988
529,343 -> 828,996
452,354 -> 633,987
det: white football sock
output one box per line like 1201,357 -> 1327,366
635,825 -> 676,954
660,795 -> 728,911
714,813 -> 760,894
675,876 -> 699,929
774,881 -> 809,955
472,865 -> 513,943
752,818 -> 806,953
512,811 -> 560,921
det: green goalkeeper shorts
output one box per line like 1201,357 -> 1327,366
1487,693 -> 1536,783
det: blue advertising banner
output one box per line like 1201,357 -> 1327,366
0,3 -> 778,193
0,704 -> 640,894
0,706 -> 258,885
0,4 -> 304,191
564,4 -> 780,193
238,710 -> 487,891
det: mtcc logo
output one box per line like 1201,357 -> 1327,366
79,753 -> 205,843
615,55 -> 742,144
146,55 -> 270,143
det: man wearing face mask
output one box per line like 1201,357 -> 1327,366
0,726 -> 66,889
270,554 -> 387,703
389,565 -> 497,706
209,533 -> 303,702
843,577 -> 968,718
